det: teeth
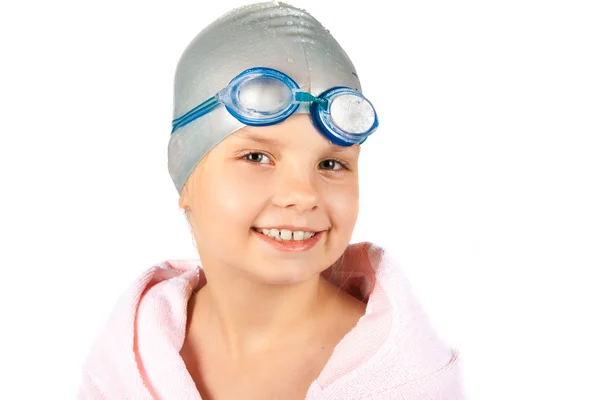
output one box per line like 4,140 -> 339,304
257,228 -> 316,241
280,229 -> 292,240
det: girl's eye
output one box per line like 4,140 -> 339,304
243,152 -> 271,164
319,159 -> 348,171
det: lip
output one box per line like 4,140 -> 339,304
253,226 -> 322,233
251,228 -> 324,252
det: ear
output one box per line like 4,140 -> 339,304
179,184 -> 189,211
178,156 -> 205,212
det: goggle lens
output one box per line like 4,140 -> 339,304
237,76 -> 292,115
329,94 -> 376,135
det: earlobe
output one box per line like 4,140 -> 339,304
179,190 -> 188,210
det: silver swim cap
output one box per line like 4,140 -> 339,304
168,1 -> 362,195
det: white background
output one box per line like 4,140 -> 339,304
1,0 -> 599,399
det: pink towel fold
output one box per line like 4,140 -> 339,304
79,242 -> 467,399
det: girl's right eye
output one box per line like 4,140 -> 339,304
242,152 -> 271,164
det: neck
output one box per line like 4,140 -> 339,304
190,265 -> 335,360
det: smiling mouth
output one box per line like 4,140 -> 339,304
251,227 -> 321,242
251,227 -> 325,252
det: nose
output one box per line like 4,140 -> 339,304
271,164 -> 319,212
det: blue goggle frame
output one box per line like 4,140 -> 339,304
171,67 -> 378,146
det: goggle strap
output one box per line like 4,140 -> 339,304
173,95 -> 216,123
295,91 -> 328,107
171,96 -> 220,134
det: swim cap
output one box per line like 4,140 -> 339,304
168,1 -> 362,195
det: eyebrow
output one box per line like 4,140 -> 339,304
234,133 -> 282,147
233,132 -> 360,153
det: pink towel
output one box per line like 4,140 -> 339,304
78,242 -> 466,399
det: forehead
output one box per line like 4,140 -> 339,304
230,115 -> 360,154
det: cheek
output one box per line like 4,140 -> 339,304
326,182 -> 359,227
200,165 -> 265,222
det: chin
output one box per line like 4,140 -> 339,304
246,259 -> 323,286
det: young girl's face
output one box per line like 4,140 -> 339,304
179,113 -> 360,284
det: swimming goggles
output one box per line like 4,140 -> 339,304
171,67 -> 378,146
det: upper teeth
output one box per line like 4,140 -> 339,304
258,228 -> 316,241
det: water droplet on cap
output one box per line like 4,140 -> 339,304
287,20 -> 293,25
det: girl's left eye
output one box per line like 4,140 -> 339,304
319,159 -> 348,171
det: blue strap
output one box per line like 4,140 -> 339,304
295,91 -> 328,106
171,96 -> 220,134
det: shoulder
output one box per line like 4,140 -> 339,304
78,259 -> 202,398
320,242 -> 468,398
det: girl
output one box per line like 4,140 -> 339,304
78,2 -> 466,399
